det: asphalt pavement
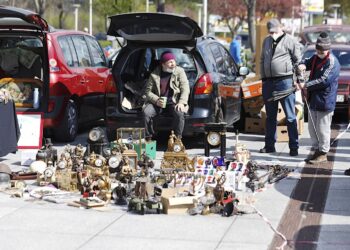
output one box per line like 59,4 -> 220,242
0,121 -> 349,250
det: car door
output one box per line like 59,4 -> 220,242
209,43 -> 242,125
85,35 -> 109,118
70,35 -> 102,121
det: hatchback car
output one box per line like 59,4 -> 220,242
0,6 -> 113,142
105,13 -> 248,141
302,44 -> 350,120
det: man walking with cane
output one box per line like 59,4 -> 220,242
297,32 -> 340,164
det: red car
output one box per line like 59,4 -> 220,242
0,6 -> 114,141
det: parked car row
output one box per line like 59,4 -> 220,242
0,7 -> 248,142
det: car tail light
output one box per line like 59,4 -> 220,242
48,100 -> 55,113
195,73 -> 213,95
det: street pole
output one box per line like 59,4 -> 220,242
73,4 -> 80,31
203,0 -> 207,35
89,0 -> 92,35
196,3 -> 203,29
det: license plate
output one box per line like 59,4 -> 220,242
336,95 -> 344,102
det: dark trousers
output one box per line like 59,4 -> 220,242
143,103 -> 185,138
262,78 -> 299,149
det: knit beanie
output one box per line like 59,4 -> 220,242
316,32 -> 331,51
160,51 -> 176,63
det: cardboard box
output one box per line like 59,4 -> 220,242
161,187 -> 198,215
244,117 -> 265,134
276,118 -> 304,142
242,96 -> 264,117
218,84 -> 240,98
261,102 -> 286,125
241,78 -> 262,99
133,140 -> 157,160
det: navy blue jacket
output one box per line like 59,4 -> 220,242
301,52 -> 340,112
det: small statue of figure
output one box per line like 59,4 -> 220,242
213,173 -> 226,205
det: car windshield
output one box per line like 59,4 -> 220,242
305,31 -> 350,44
303,48 -> 350,70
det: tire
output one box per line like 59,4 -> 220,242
54,100 -> 78,142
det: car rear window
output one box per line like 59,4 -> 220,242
305,31 -> 350,44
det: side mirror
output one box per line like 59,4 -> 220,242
239,66 -> 249,76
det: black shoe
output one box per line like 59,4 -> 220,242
259,147 -> 276,153
304,150 -> 321,162
290,149 -> 298,156
344,168 -> 350,176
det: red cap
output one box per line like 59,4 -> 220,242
160,51 -> 176,63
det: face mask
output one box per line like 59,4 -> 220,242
317,53 -> 326,59
271,33 -> 280,40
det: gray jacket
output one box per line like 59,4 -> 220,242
260,33 -> 301,79
144,65 -> 190,105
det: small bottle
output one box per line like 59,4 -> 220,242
33,88 -> 39,109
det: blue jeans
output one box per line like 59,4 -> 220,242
262,78 -> 298,149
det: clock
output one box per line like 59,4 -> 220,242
108,155 -> 121,169
95,158 -> 104,167
44,167 -> 54,178
173,143 -> 182,152
204,122 -> 227,157
207,132 -> 221,146
57,160 -> 67,170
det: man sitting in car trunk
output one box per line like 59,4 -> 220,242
143,51 -> 190,141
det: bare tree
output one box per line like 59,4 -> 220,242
243,0 -> 256,52
34,0 -> 47,16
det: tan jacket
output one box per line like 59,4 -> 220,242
144,65 -> 190,105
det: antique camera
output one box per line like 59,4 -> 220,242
86,127 -> 109,156
36,138 -> 58,165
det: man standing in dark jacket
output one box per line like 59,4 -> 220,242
298,32 -> 340,164
260,19 -> 302,156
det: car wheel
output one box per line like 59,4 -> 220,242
54,100 -> 78,142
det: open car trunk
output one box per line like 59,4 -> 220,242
114,47 -> 199,114
0,6 -> 48,112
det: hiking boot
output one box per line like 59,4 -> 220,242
304,150 -> 321,162
259,147 -> 276,153
309,152 -> 328,164
290,148 -> 298,156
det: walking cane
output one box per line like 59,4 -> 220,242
297,77 -> 320,144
